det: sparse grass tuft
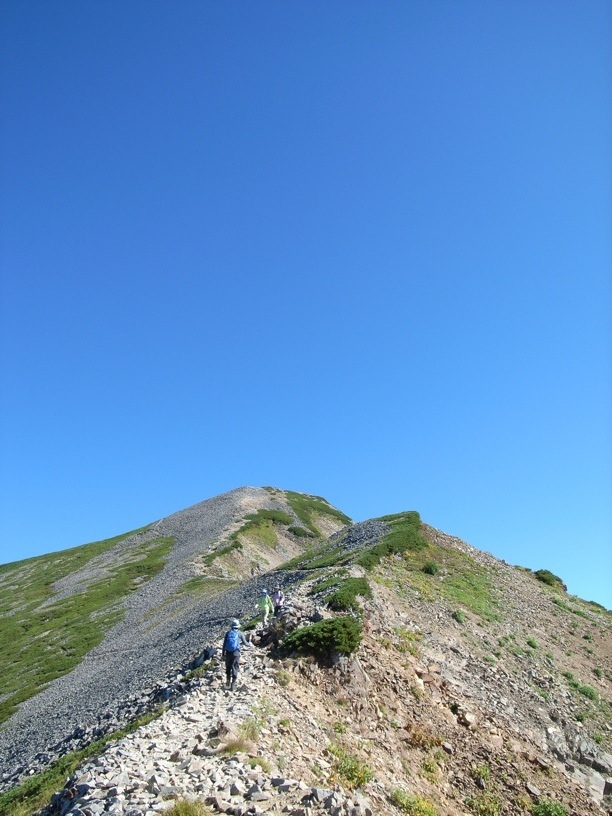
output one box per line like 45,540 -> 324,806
220,738 -> 252,756
238,718 -> 261,741
403,722 -> 441,749
246,755 -> 272,773
328,744 -> 373,789
389,790 -> 438,815
465,792 -> 502,816
275,670 -> 291,687
531,800 -> 568,816
162,799 -> 212,816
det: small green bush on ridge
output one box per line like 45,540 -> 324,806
326,578 -> 372,612
283,616 -> 362,659
534,569 -> 567,591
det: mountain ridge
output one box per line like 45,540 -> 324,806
0,487 -> 610,816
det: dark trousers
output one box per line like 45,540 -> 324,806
225,650 -> 240,683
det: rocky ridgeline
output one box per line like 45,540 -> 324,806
21,571 -> 612,816
41,597 -> 375,816
43,663 -> 373,816
2,499 -> 611,816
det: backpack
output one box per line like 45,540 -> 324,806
224,628 -> 240,652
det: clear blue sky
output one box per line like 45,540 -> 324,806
1,1 -> 610,608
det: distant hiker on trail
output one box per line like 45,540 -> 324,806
272,585 -> 285,617
222,618 -> 251,691
256,589 -> 274,627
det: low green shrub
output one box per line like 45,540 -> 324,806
357,511 -> 427,570
578,684 -> 597,700
283,616 -> 362,659
534,569 -> 567,591
288,525 -> 314,537
471,763 -> 490,782
422,561 -> 440,575
327,578 -> 372,612
247,509 -> 294,525
562,672 -> 598,700
396,627 -> 422,657
531,799 -> 568,816
310,573 -> 344,595
451,610 -> 465,624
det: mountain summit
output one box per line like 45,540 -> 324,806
0,487 -> 610,816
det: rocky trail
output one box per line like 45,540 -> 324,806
37,573 -> 611,816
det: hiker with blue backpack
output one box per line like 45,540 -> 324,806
222,618 -> 251,691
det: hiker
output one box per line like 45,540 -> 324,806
272,584 -> 285,617
222,618 -> 251,691
256,589 -> 274,627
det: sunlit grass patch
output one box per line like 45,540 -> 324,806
0,534 -> 173,724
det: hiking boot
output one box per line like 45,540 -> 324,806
230,680 -> 237,692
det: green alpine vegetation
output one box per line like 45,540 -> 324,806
283,616 -> 362,659
374,531 -> 500,622
284,491 -> 351,536
326,577 -> 372,612
230,509 -> 294,548
357,511 -> 427,570
0,532 -> 173,725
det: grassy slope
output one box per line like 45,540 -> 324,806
0,531 -> 173,725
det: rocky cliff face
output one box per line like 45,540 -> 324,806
0,491 -> 610,816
